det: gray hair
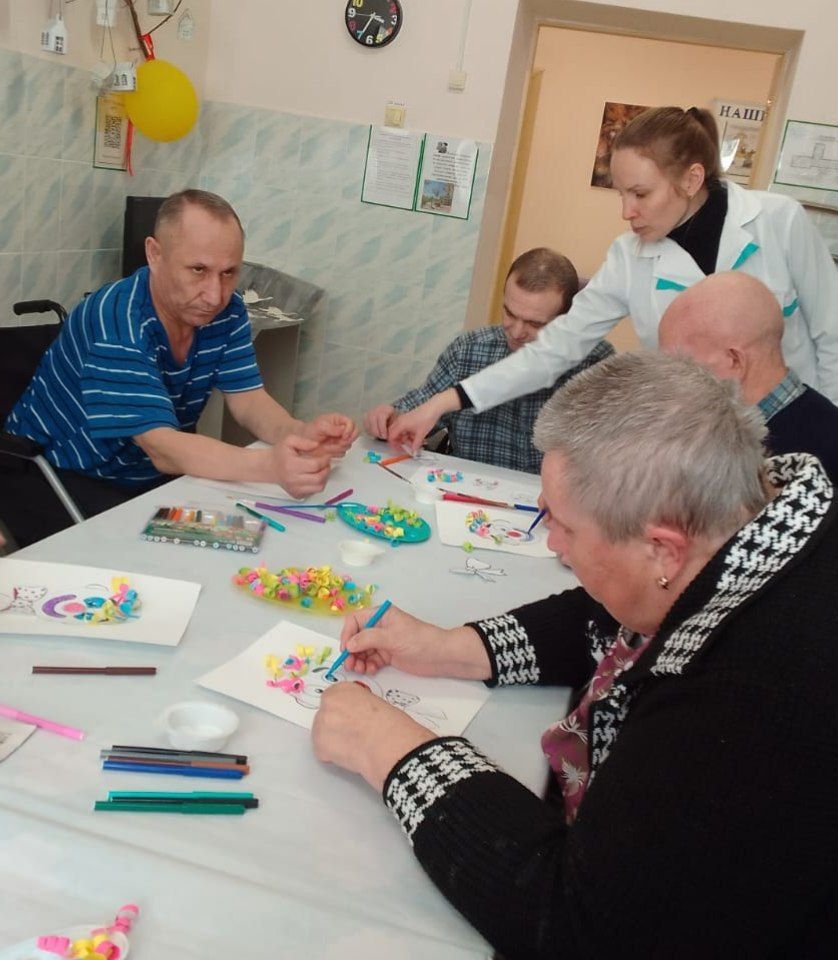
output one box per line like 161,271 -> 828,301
533,352 -> 769,541
154,188 -> 244,238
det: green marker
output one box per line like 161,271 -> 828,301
94,801 -> 246,814
235,500 -> 286,533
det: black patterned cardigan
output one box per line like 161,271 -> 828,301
383,454 -> 838,959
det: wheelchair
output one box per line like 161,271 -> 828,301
0,300 -> 84,554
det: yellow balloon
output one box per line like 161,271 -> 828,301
123,58 -> 199,142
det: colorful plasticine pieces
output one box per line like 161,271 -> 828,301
37,904 -> 138,960
363,450 -> 383,463
427,468 -> 463,484
336,500 -> 432,545
467,509 -> 505,544
233,565 -> 375,614
75,577 -> 141,625
264,644 -> 333,692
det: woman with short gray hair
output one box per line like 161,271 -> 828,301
313,352 -> 838,958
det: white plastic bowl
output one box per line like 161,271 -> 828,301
338,538 -> 386,567
411,483 -> 441,505
160,701 -> 239,752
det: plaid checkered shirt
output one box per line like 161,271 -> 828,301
394,327 -> 614,474
757,368 -> 806,422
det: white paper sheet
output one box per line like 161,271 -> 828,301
197,621 -> 490,736
0,559 -> 200,646
189,477 -> 299,501
408,465 -> 541,509
435,500 -> 553,558
0,718 -> 36,764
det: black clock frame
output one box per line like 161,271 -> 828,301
345,1 -> 403,49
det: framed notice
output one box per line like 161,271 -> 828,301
93,94 -> 129,171
712,99 -> 766,186
361,126 -> 424,210
774,119 -> 838,194
416,135 -> 478,219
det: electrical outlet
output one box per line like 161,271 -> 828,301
448,70 -> 467,92
384,102 -> 406,128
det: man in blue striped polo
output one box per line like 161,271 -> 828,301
3,189 -> 356,547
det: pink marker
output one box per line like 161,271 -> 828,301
0,704 -> 85,741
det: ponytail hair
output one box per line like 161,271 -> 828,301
613,106 -> 723,187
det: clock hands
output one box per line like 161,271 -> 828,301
357,11 -> 385,39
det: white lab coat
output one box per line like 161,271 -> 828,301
465,181 -> 838,408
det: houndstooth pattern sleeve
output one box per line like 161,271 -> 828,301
383,738 -> 500,845
471,613 -> 540,685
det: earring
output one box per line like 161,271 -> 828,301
657,575 -> 669,590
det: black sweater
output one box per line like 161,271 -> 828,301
383,454 -> 838,959
767,385 -> 838,482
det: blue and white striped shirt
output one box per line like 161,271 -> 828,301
5,267 -> 262,485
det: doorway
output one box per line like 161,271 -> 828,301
465,1 -> 802,351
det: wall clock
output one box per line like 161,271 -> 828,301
345,1 -> 403,48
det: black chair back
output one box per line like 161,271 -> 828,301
0,301 -> 66,422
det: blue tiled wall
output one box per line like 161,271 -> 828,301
0,47 -> 491,423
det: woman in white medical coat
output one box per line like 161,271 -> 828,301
389,106 -> 838,449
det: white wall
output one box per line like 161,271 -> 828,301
0,0 -> 210,88
204,0 -> 518,142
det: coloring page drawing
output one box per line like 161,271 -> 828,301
0,558 -> 200,646
435,501 -> 553,558
197,621 -> 490,735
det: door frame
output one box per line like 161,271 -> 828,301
466,0 -> 804,332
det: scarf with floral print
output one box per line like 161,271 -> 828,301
541,627 -> 651,824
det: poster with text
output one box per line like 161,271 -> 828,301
774,119 -> 838,193
361,126 -> 424,210
417,135 -> 478,219
713,99 -> 767,185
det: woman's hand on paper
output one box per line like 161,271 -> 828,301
339,604 -> 491,681
312,682 -> 434,792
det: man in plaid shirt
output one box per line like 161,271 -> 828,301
364,248 -> 614,474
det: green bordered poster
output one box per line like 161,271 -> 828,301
361,126 -> 424,210
774,119 -> 838,194
416,133 -> 478,220
361,126 -> 478,219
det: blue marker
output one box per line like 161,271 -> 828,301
527,508 -> 546,535
102,761 -> 245,779
326,599 -> 392,680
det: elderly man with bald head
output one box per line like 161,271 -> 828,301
658,271 -> 838,480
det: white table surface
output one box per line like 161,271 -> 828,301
0,442 -> 575,958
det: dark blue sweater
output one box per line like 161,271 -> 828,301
766,386 -> 838,482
